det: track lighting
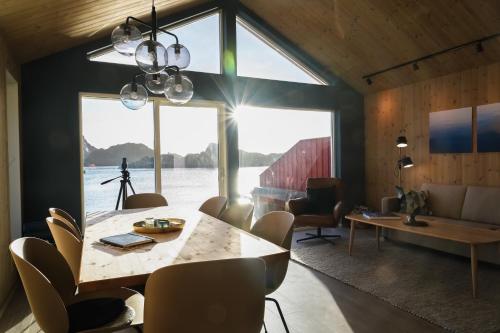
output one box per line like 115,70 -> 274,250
412,62 -> 419,71
366,77 -> 373,85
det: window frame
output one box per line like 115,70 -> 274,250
78,92 -> 227,217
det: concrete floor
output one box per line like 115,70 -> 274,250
0,230 -> 445,333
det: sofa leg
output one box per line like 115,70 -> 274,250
296,227 -> 341,243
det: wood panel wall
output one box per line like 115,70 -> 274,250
365,62 -> 500,209
0,33 -> 19,311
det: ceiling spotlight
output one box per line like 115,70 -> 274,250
412,62 -> 419,71
476,42 -> 484,53
366,77 -> 373,85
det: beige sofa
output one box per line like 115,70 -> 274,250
382,183 -> 500,265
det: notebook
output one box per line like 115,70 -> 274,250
100,233 -> 155,248
362,211 -> 400,220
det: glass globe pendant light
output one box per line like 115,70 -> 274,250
111,24 -> 143,56
135,39 -> 167,74
120,79 -> 148,110
145,72 -> 168,94
166,43 -> 190,69
164,73 -> 193,104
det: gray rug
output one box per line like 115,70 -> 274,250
291,228 -> 500,333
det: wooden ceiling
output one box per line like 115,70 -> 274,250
241,0 -> 500,93
1,0 -> 499,93
0,0 -> 204,63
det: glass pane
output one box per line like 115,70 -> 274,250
81,97 -> 155,213
237,106 -> 332,218
236,19 -> 323,84
159,105 -> 219,212
91,12 -> 221,74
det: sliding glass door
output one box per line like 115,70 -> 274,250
159,104 -> 222,212
236,105 -> 333,218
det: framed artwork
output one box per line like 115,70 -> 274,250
477,103 -> 500,153
429,107 -> 472,153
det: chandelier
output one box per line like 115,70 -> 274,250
111,1 -> 193,109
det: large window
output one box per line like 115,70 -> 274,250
90,12 -> 221,74
81,95 -> 224,213
236,106 -> 333,218
159,105 -> 221,211
81,97 -> 155,212
236,18 -> 324,85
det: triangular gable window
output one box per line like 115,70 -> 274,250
90,12 -> 221,74
236,18 -> 324,85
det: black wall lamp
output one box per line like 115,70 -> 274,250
395,135 -> 414,186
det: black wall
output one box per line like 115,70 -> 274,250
20,13 -> 364,229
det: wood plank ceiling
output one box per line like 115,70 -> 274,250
0,0 -> 204,64
0,0 -> 499,93
241,0 -> 500,93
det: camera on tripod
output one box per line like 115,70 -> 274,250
100,158 -> 136,210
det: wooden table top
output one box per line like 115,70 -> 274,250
345,214 -> 500,245
79,207 -> 288,292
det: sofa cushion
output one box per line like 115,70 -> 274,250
461,186 -> 500,225
293,214 -> 333,228
420,183 -> 467,219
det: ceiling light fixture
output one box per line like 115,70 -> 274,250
111,0 -> 193,109
476,42 -> 484,53
412,62 -> 419,71
366,77 -> 373,85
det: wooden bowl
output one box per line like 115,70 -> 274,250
133,218 -> 185,234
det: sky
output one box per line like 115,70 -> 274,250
83,13 -> 330,155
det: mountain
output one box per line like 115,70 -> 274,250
85,142 -> 153,166
83,137 -> 97,160
84,140 -> 281,168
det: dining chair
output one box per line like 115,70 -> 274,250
218,202 -> 254,232
250,211 -> 295,333
10,237 -> 144,333
46,217 -> 82,283
123,193 -> 168,209
144,258 -> 266,333
199,196 -> 227,218
49,207 -> 82,239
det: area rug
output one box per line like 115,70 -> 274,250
291,228 -> 500,333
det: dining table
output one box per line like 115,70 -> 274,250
78,206 -> 289,292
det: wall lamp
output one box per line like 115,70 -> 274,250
394,135 -> 414,186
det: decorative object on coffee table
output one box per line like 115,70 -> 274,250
403,208 -> 428,227
394,135 -> 414,186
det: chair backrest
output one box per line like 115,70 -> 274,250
144,258 -> 266,333
251,211 -> 295,250
49,207 -> 82,239
251,211 -> 293,294
46,217 -> 83,283
218,203 -> 254,232
123,193 -> 168,209
307,177 -> 344,202
199,196 -> 227,218
10,238 -> 72,333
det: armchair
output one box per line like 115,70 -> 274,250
287,178 -> 344,243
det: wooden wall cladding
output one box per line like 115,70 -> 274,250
365,61 -> 500,209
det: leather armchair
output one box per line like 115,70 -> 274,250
287,177 -> 344,243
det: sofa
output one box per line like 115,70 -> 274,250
382,183 -> 500,265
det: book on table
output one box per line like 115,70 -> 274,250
362,211 -> 400,220
100,233 -> 155,248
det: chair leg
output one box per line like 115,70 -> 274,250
266,297 -> 289,333
296,227 -> 341,243
263,320 -> 268,333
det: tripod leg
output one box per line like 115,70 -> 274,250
127,179 -> 136,195
115,182 -> 123,210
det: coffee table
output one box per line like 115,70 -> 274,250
345,214 -> 500,298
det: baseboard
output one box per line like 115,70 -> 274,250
0,278 -> 19,320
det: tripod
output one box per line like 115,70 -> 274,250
100,158 -> 136,210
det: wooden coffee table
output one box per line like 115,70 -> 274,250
345,214 -> 500,298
